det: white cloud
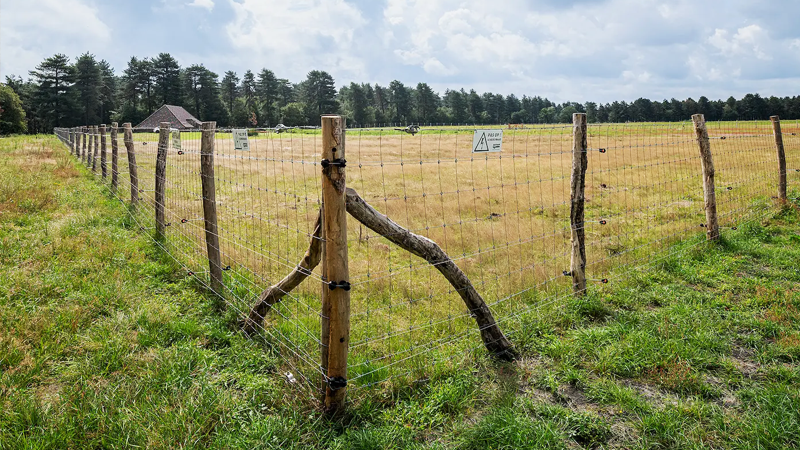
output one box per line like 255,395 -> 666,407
225,0 -> 368,80
0,0 -> 111,78
187,0 -> 214,10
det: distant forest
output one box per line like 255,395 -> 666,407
3,52 -> 800,134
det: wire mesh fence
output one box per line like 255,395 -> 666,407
54,115 -> 798,406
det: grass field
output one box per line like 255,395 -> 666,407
66,120 -> 800,389
2,134 -> 800,448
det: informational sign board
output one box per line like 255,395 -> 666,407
472,129 -> 503,153
171,129 -> 181,150
233,129 -> 250,151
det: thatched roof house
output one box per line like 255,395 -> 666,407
134,105 -> 202,130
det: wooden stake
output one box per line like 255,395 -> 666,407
320,115 -> 350,412
771,116 -> 788,202
82,126 -> 88,165
100,124 -> 107,179
200,122 -> 224,298
78,127 -> 86,164
570,113 -> 588,296
692,114 -> 719,240
155,122 -> 170,238
111,122 -> 119,192
92,126 -> 99,172
123,123 -> 139,206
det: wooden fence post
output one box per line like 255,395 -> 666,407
771,116 -> 788,202
68,129 -> 73,155
200,122 -> 224,297
93,126 -> 100,172
570,113 -> 588,296
155,123 -> 170,238
89,126 -> 95,171
124,123 -> 139,206
100,124 -> 107,179
692,114 -> 720,240
320,115 -> 350,412
82,127 -> 88,164
111,122 -> 119,192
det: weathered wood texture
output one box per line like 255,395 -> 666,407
123,123 -> 139,206
111,122 -> 119,191
243,211 -> 322,335
82,127 -> 88,165
570,113 -> 588,296
199,122 -> 224,297
692,114 -> 720,240
344,188 -> 518,361
100,125 -> 107,179
771,116 -> 788,202
92,126 -> 99,172
321,115 -> 351,412
79,128 -> 84,162
155,123 -> 170,238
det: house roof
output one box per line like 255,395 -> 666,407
134,105 -> 202,130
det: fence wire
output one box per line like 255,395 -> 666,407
54,118 -> 798,397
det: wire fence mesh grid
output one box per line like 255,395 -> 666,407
54,117 -> 798,400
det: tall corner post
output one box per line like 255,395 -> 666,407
199,122 -> 225,298
100,124 -> 108,179
111,122 -> 119,192
692,114 -> 720,241
320,115 -> 350,412
570,113 -> 588,296
771,116 -> 788,203
155,122 -> 170,238
123,123 -> 139,206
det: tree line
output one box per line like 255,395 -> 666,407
3,52 -> 800,135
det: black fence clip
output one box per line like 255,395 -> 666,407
327,376 -> 348,391
601,279 -> 609,284
563,270 -> 572,276
732,226 -> 738,231
599,220 -> 608,225
321,158 -> 347,169
598,148 -> 607,153
700,223 -> 707,228
181,218 -> 188,224
177,150 -> 184,155
223,265 -> 231,271
727,186 -> 733,190
187,270 -> 194,276
328,280 -> 351,291
720,136 -> 727,140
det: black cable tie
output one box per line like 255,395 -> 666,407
720,136 -> 727,140
181,218 -> 188,223
165,222 -> 171,227
700,223 -> 707,228
177,150 -> 184,155
563,270 -> 571,276
328,281 -> 351,291
223,265 -> 231,271
327,376 -> 347,391
187,270 -> 194,276
732,226 -> 738,231
727,186 -> 733,190
601,279 -> 609,284
598,148 -> 607,153
599,220 -> 608,225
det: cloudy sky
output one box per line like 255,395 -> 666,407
2,0 -> 800,103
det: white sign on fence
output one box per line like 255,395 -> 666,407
472,129 -> 503,153
233,129 -> 250,151
171,129 -> 181,150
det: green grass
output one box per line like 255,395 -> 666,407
2,134 -> 800,448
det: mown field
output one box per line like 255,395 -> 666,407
2,134 -> 800,448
